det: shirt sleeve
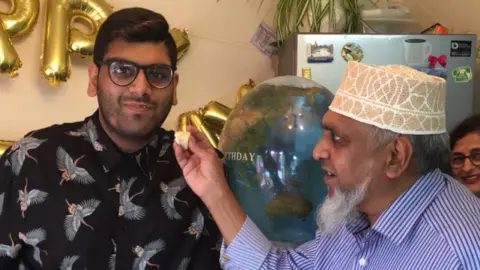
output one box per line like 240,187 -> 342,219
220,217 -> 316,270
0,143 -> 50,269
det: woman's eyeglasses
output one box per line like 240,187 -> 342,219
451,148 -> 480,169
97,58 -> 176,89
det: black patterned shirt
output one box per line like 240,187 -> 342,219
0,111 -> 222,270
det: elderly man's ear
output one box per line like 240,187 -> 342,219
385,136 -> 413,179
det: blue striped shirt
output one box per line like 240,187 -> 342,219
220,169 -> 480,269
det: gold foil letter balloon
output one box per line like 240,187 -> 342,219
170,28 -> 190,60
0,140 -> 13,156
176,101 -> 232,148
0,0 -> 40,77
40,0 -> 114,86
236,79 -> 255,104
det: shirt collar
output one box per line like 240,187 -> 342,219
345,212 -> 370,235
85,110 -> 171,176
346,169 -> 445,245
373,169 -> 445,245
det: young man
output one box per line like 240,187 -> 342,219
0,7 -> 221,269
174,61 -> 480,269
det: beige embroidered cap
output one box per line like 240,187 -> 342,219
329,61 -> 447,134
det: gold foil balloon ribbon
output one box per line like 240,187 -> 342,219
0,0 -> 40,77
236,79 -> 256,104
0,140 -> 14,156
40,0 -> 114,86
170,28 -> 190,60
176,101 -> 232,148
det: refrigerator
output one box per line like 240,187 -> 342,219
277,33 -> 477,131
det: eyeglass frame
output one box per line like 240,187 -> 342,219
450,148 -> 480,169
95,58 -> 177,89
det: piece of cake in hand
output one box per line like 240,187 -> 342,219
175,131 -> 191,150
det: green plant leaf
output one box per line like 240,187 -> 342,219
224,0 -> 362,42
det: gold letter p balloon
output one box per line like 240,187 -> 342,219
40,0 -> 114,86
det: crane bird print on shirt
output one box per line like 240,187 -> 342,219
17,178 -> 49,218
109,239 -> 117,270
177,257 -> 191,270
109,177 -> 146,220
66,120 -> 106,152
160,176 -> 189,220
157,136 -> 173,164
211,236 -> 222,252
0,233 -> 22,259
0,192 -> 4,217
59,255 -> 80,270
18,228 -> 48,266
7,136 -> 46,176
56,147 -> 96,186
185,208 -> 209,240
132,238 -> 165,270
158,138 -> 171,158
64,198 -> 100,241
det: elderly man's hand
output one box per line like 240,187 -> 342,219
173,126 -> 229,206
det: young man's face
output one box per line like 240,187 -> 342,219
87,40 -> 178,141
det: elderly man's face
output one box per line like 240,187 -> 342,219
312,111 -> 387,233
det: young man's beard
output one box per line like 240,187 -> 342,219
96,83 -> 173,141
316,178 -> 370,234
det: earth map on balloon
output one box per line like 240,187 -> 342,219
219,76 -> 334,246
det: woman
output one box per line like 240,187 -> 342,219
449,114 -> 480,195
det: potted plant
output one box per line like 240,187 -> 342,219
219,0 -> 362,45
272,0 -> 361,44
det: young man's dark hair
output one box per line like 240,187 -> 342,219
93,7 -> 178,69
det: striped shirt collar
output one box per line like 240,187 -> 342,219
346,169 -> 445,245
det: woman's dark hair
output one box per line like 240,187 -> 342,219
450,114 -> 480,150
93,7 -> 178,69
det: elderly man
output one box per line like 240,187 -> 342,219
173,61 -> 480,269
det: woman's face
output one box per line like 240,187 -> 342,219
451,132 -> 480,193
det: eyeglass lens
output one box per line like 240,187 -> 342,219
108,61 -> 173,89
451,148 -> 480,168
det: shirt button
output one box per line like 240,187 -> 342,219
359,258 -> 367,266
221,255 -> 230,262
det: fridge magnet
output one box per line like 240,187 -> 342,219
307,42 -> 334,63
341,43 -> 364,62
410,53 -> 448,80
428,54 -> 447,69
450,40 -> 472,57
302,67 -> 312,79
452,66 -> 473,83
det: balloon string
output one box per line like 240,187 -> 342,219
188,33 -> 259,52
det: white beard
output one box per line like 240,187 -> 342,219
316,178 -> 370,234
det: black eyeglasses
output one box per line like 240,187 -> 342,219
451,148 -> 480,168
97,58 -> 176,89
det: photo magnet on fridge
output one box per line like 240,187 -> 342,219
341,43 -> 364,62
307,42 -> 334,63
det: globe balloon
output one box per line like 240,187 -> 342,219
219,76 -> 334,246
